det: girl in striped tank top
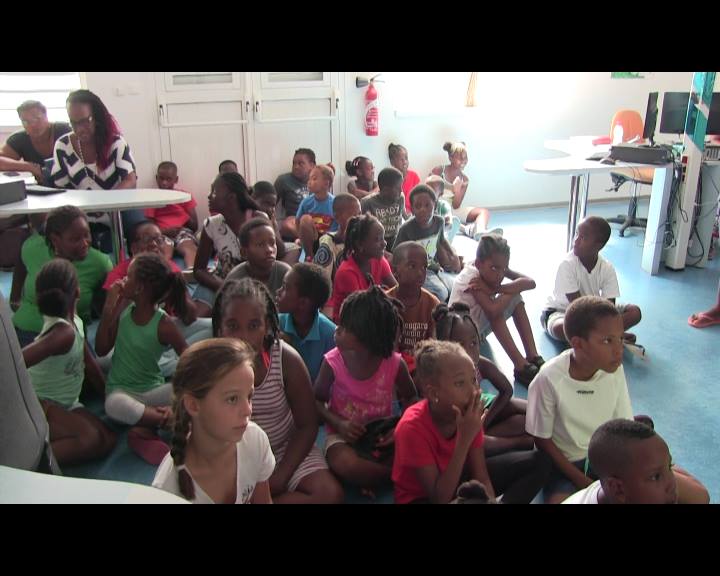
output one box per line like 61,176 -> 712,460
214,278 -> 344,504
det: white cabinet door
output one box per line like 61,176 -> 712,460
156,72 -> 250,223
248,72 -> 342,188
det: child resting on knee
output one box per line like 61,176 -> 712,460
449,233 -> 544,386
541,216 -> 642,345
433,302 -> 533,456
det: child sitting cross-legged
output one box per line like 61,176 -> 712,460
276,262 -> 336,384
449,233 -> 544,386
392,339 -> 551,504
213,278 -> 344,504
315,286 -> 417,494
562,418 -> 709,504
541,216 -> 642,345
526,296 -> 637,504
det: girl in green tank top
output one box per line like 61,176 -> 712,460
96,252 -> 189,431
21,258 -> 116,465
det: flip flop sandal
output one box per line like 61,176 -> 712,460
624,342 -> 647,360
527,355 -> 545,369
514,363 -> 539,386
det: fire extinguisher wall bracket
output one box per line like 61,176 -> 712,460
356,74 -> 384,88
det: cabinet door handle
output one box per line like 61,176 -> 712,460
245,101 -> 250,113
255,101 -> 260,113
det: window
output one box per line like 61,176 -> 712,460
0,72 -> 82,127
387,72 -> 472,117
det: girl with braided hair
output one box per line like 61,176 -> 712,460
96,252 -> 188,464
315,285 -> 417,492
345,156 -> 378,200
152,338 -> 275,503
212,278 -> 343,504
327,213 -> 396,323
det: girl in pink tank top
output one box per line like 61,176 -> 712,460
315,285 -> 418,491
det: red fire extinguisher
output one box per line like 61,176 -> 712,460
364,80 -> 379,137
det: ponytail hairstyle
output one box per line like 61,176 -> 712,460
345,156 -> 369,178
170,338 -> 256,501
387,142 -> 407,163
35,258 -> 78,319
44,205 -> 88,252
131,252 -> 189,319
340,213 -> 382,264
212,278 -> 280,351
338,285 -> 404,359
442,141 -> 468,158
217,172 -> 260,212
433,302 -> 480,343
66,89 -> 122,171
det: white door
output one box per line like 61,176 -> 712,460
155,72 -> 251,223
248,72 -> 343,192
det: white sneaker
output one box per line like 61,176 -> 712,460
472,226 -> 504,241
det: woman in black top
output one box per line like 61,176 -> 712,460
0,100 -> 71,183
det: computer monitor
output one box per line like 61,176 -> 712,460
642,92 -> 659,144
706,93 -> 720,136
659,92 -> 690,135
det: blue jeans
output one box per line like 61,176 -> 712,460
423,269 -> 457,303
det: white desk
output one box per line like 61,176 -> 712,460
524,139 -> 674,275
0,176 -> 190,262
0,465 -> 188,504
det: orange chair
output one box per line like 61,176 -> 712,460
606,110 -> 655,237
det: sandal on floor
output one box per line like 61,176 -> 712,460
688,313 -> 720,329
527,355 -> 545,369
514,363 -> 539,386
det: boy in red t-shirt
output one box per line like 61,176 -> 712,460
145,161 -> 199,269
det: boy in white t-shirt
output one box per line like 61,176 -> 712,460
563,419 -> 709,504
541,216 -> 642,345
526,296 -> 634,504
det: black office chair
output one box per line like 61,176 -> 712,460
605,110 -> 654,237
606,168 -> 653,237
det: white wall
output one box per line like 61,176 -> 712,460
341,72 -> 699,209
5,72 -> 712,211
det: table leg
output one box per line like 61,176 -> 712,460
567,175 -> 579,252
579,173 -> 590,221
108,210 -> 126,264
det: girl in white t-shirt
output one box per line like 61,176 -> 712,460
152,338 -> 275,504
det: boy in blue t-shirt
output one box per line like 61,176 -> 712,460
296,164 -> 337,261
276,262 -> 335,382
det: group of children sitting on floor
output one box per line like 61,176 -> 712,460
9,150 -> 710,504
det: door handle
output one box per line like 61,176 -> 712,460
336,97 -> 340,110
255,101 -> 260,113
245,101 -> 250,113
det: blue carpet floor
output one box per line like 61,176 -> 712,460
2,199 -> 718,503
